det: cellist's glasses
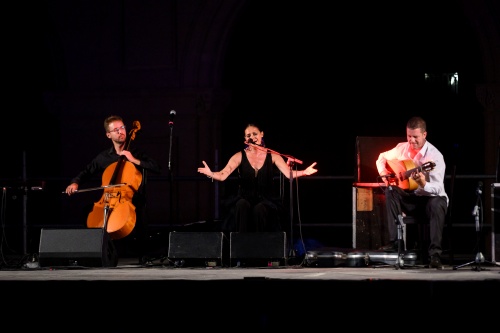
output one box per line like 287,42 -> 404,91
108,125 -> 126,134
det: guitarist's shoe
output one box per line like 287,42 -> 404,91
429,254 -> 443,269
378,240 -> 404,252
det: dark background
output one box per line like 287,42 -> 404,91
221,0 -> 485,177
3,0 -> 486,176
1,0 -> 498,259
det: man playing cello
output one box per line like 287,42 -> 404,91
65,115 -> 161,265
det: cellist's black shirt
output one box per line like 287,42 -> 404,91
70,146 -> 161,196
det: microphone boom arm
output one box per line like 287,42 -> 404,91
245,142 -> 303,164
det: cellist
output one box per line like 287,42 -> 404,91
65,115 -> 161,265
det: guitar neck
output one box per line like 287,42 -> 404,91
402,165 -> 423,180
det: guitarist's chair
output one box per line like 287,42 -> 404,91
353,136 -> 430,263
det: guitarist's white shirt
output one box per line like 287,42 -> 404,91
376,140 -> 449,206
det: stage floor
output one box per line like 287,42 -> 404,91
1,256 -> 499,282
2,255 -> 499,331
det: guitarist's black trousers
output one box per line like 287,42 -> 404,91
384,186 -> 448,258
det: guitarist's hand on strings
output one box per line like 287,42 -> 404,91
411,170 -> 426,188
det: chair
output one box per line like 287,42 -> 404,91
352,136 -> 430,262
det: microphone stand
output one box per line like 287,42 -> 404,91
168,124 -> 174,174
385,183 -> 414,269
453,185 -> 496,270
168,119 -> 174,225
287,159 -> 296,260
247,142 -> 303,263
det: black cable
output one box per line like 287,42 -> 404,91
496,135 -> 499,182
0,187 -> 10,268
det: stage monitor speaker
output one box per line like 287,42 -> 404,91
38,228 -> 118,267
230,232 -> 287,266
167,232 -> 225,266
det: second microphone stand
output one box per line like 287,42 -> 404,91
286,158 -> 299,260
385,183 -> 415,269
453,184 -> 496,270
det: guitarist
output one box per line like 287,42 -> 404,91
376,116 -> 448,269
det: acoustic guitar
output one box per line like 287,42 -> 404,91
385,160 -> 436,190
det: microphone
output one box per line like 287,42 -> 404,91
473,205 -> 480,231
472,204 -> 479,216
169,110 -> 176,128
246,138 -> 255,144
476,181 -> 483,195
472,181 -> 482,231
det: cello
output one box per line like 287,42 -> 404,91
86,120 -> 143,239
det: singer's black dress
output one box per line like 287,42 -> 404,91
222,149 -> 284,233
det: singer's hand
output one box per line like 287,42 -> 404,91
197,160 -> 212,177
303,162 -> 318,176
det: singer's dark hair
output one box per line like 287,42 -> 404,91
407,116 -> 426,132
245,122 -> 263,131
